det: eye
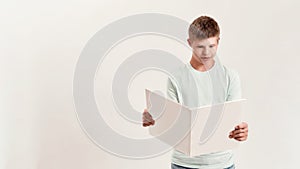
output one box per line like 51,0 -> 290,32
209,45 -> 215,48
197,46 -> 204,48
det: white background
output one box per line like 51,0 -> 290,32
1,0 -> 300,168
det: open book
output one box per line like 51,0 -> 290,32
145,89 -> 246,157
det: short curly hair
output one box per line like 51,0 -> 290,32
188,16 -> 220,41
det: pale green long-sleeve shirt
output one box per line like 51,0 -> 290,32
166,60 -> 241,169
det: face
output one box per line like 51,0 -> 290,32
188,36 -> 219,64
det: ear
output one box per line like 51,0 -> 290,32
217,37 -> 220,44
187,38 -> 192,47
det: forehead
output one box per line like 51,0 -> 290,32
191,36 -> 219,45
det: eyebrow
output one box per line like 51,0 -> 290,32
197,44 -> 216,47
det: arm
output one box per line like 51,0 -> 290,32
227,71 -> 249,141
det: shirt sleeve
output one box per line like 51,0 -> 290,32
166,77 -> 180,103
226,70 -> 242,101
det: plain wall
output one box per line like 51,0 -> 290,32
1,0 -> 300,168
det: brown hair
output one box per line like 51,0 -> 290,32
188,16 -> 220,41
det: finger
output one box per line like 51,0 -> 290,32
143,111 -> 153,118
228,131 -> 235,139
150,119 -> 155,125
143,117 -> 154,123
233,128 -> 248,135
233,131 -> 247,138
233,131 -> 248,140
143,120 -> 155,127
233,132 -> 247,138
230,129 -> 242,135
142,113 -> 151,119
143,110 -> 150,117
142,117 -> 155,125
234,133 -> 248,139
143,119 -> 154,126
234,137 -> 247,141
228,129 -> 236,137
143,122 -> 151,127
229,128 -> 248,141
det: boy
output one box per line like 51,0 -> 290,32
143,16 -> 248,169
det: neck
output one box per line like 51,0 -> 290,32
189,56 -> 215,72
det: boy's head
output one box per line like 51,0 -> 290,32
188,16 -> 220,41
187,16 -> 220,64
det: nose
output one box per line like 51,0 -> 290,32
202,47 -> 209,55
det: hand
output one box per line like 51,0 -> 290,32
142,109 -> 155,127
229,122 -> 248,141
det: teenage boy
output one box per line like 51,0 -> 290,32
143,16 -> 248,169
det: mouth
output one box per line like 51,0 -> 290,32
200,57 -> 211,60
